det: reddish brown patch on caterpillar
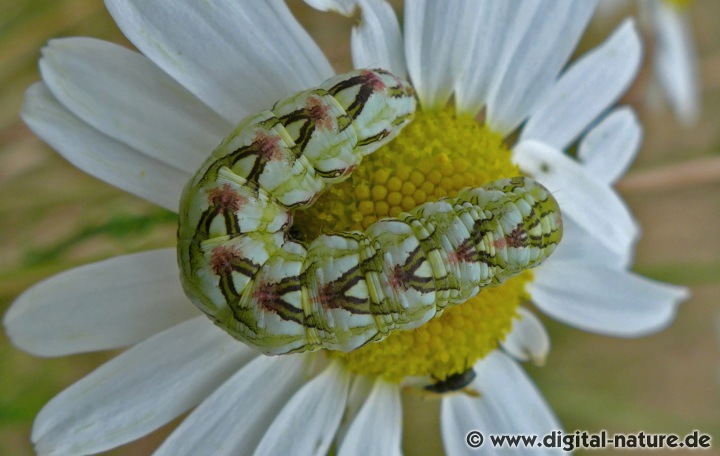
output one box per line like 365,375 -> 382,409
207,183 -> 248,213
252,282 -> 279,306
506,226 -> 529,248
448,240 -> 475,265
254,131 -> 284,162
317,282 -> 341,309
253,281 -> 295,316
389,264 -> 411,291
493,236 -> 506,250
360,69 -> 387,91
210,245 -> 243,276
306,97 -> 333,130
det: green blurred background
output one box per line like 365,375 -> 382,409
1,1 -> 719,454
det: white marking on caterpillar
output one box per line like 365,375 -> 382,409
177,69 -> 563,355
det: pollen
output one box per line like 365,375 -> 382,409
293,108 -> 532,382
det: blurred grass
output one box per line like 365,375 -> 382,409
1,0 -> 719,455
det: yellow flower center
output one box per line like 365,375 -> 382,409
294,109 -> 532,382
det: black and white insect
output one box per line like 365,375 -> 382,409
424,368 -> 478,395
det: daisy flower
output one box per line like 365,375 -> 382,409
5,0 -> 689,454
597,0 -> 700,125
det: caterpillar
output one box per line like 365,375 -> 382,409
177,68 -> 563,356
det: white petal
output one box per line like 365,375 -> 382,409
651,1 -> 700,125
550,216 -> 631,269
105,0 -> 334,122
336,375 -> 375,445
501,307 -> 550,365
304,0 -> 358,16
253,361 -> 350,456
39,38 -> 231,176
530,258 -> 689,336
577,106 -> 642,184
441,351 -> 562,455
4,249 -> 198,357
520,19 -> 642,150
454,0 -> 520,116
513,140 -> 639,259
352,0 -> 407,78
347,375 -> 375,420
301,0 -> 407,76
404,0 -> 481,110
487,0 -> 597,135
254,362 -> 350,456
156,355 -> 310,456
33,317 -> 256,456
338,379 -> 402,456
21,83 -> 188,211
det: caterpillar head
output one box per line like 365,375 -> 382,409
496,178 -> 563,274
459,177 -> 563,276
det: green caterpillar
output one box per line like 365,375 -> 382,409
177,69 -> 563,355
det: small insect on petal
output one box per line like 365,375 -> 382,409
424,368 -> 477,396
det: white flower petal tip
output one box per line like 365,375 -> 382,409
531,259 -> 690,338
351,0 -> 407,78
513,140 -> 640,258
21,83 -> 189,211
520,19 -> 642,150
578,106 -> 642,185
651,1 -> 700,126
32,317 -> 254,456
441,352 -> 561,455
501,307 -> 550,366
306,0 -> 407,77
338,379 -> 402,456
304,0 -> 358,16
38,37 -> 231,176
3,250 -> 199,357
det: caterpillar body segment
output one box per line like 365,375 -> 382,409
177,69 -> 563,355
